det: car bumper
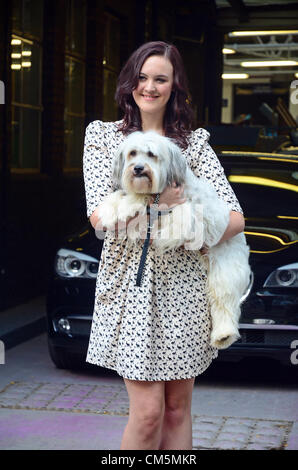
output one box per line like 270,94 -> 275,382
47,316 -> 298,366
217,323 -> 298,366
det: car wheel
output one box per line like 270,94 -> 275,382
47,340 -> 84,370
48,340 -> 69,369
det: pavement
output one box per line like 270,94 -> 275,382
0,296 -> 298,450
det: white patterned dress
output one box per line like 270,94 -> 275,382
83,120 -> 243,381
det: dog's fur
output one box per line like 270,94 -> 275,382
98,131 -> 252,349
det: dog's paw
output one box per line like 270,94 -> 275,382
118,200 -> 146,222
98,190 -> 125,229
210,318 -> 240,349
99,205 -> 118,229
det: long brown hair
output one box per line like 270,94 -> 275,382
115,41 -> 194,150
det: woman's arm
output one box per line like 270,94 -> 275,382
200,211 -> 245,254
217,210 -> 245,244
89,209 -> 101,229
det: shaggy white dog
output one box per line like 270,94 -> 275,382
97,131 -> 252,349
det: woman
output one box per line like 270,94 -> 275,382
83,41 -> 244,450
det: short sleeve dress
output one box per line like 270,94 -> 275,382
83,119 -> 243,381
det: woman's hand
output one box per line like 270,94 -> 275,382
199,244 -> 209,255
144,182 -> 187,245
152,182 -> 186,209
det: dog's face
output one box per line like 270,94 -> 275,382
113,131 -> 186,194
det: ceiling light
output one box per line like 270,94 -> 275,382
241,60 -> 298,67
11,38 -> 22,45
222,73 -> 249,79
222,48 -> 235,54
295,73 -> 298,78
229,30 -> 298,37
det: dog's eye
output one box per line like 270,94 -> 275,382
130,150 -> 137,156
147,151 -> 155,158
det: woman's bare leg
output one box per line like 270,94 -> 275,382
159,378 -> 195,450
120,378 -> 165,450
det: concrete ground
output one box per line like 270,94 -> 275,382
0,296 -> 298,450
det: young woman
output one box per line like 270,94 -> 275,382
83,41 -> 244,450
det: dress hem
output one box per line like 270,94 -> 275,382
85,353 -> 218,382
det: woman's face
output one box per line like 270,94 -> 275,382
132,55 -> 174,118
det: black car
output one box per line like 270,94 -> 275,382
46,151 -> 298,370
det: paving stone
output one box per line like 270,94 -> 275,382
250,435 -> 284,448
222,424 -> 252,433
193,431 -> 216,442
193,437 -> 213,448
193,422 -> 219,431
213,439 -> 245,450
194,416 -> 223,424
246,442 -> 275,450
220,432 -> 249,444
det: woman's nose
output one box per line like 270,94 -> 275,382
144,80 -> 156,93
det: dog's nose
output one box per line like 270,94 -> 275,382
133,165 -> 144,174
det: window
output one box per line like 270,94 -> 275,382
64,0 -> 86,169
103,13 -> 121,121
11,0 -> 43,170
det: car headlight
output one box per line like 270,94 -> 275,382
264,262 -> 298,287
55,248 -> 99,279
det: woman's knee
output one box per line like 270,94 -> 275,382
124,379 -> 165,437
164,379 -> 194,426
164,399 -> 190,426
138,403 -> 164,428
128,399 -> 164,444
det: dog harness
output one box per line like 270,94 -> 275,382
136,194 -> 173,287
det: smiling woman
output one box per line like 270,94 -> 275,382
84,40 -> 245,451
115,41 -> 194,149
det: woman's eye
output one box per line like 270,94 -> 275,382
157,78 -> 165,83
139,76 -> 146,81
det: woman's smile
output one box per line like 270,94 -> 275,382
141,94 -> 159,101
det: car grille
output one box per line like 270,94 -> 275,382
236,329 -> 298,346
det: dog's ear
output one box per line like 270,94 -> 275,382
112,142 -> 125,187
167,140 -> 186,186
